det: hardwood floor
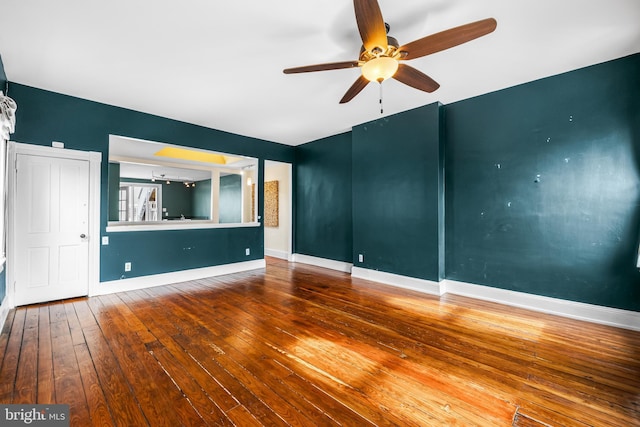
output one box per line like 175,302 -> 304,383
0,258 -> 638,426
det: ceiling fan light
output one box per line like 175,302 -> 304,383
361,56 -> 398,82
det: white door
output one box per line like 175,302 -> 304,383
14,153 -> 90,305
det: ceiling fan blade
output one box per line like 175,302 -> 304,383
283,61 -> 360,74
340,75 -> 370,103
353,0 -> 388,52
393,64 -> 440,93
398,18 -> 497,60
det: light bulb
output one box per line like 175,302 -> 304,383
361,56 -> 399,82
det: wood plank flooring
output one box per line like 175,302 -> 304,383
0,257 -> 638,426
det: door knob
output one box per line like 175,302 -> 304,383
80,233 -> 86,238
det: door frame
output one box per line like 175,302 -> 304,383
7,142 -> 101,307
263,160 -> 293,261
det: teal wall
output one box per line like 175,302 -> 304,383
5,51 -> 640,311
219,174 -> 242,223
352,103 -> 444,281
445,53 -> 640,310
9,83 -> 294,282
192,179 -> 212,219
295,53 -> 640,312
161,179 -> 194,219
295,132 -> 352,262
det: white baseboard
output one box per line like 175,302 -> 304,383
305,256 -> 639,331
0,296 -> 10,336
351,267 -> 442,296
94,259 -> 266,296
291,253 -> 352,273
443,279 -> 640,332
265,248 -> 291,261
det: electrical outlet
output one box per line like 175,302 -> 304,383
102,236 -> 109,245
245,248 -> 250,256
358,254 -> 364,263
124,262 -> 132,272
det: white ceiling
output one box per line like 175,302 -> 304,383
1,0 -> 638,146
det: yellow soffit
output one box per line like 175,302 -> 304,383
154,147 -> 228,164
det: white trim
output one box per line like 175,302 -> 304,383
87,151 -> 101,300
107,221 -> 260,232
264,160 -> 293,263
0,257 -> 5,274
94,259 -> 265,295
351,267 -> 443,296
0,296 -> 10,336
7,142 -> 101,306
291,253 -> 352,273
316,256 -> 640,331
443,279 -> 640,332
285,164 -> 292,259
265,248 -> 291,261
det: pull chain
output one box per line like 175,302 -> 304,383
379,82 -> 384,114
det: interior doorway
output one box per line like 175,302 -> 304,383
264,160 -> 292,260
8,142 -> 101,306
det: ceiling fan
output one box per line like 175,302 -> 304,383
283,0 -> 497,104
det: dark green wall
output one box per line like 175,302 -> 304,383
219,174 -> 242,223
192,179 -> 212,219
9,83 -> 294,282
7,52 -> 640,312
445,53 -> 640,311
161,180 -> 194,219
295,132 -> 352,262
296,53 -> 640,312
102,226 -> 263,279
352,103 -> 444,281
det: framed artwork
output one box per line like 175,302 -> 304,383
264,180 -> 279,227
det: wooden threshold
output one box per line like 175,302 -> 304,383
0,257 -> 638,426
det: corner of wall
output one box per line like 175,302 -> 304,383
437,103 -> 446,281
351,266 -> 443,296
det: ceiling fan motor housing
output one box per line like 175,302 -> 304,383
359,36 -> 400,61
